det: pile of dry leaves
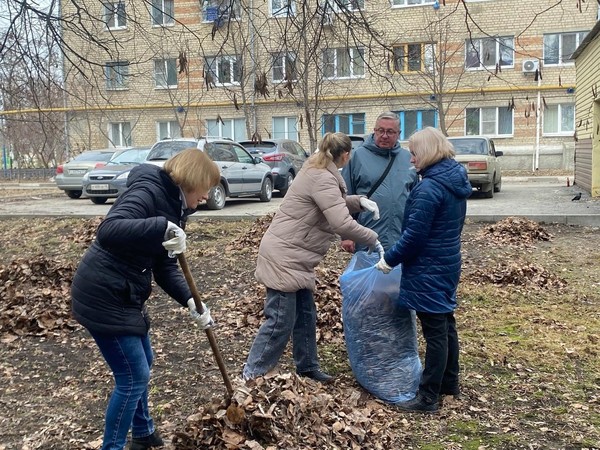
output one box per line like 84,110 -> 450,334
0,255 -> 78,339
463,217 -> 566,290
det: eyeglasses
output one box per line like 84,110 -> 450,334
375,128 -> 399,137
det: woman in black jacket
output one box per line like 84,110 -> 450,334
71,148 -> 219,450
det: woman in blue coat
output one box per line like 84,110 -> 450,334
71,149 -> 220,449
376,127 -> 472,413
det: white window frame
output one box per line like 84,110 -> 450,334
103,1 -> 127,29
151,0 -> 174,26
109,122 -> 132,148
156,120 -> 181,140
272,52 -> 297,82
206,118 -> 246,140
206,55 -> 241,86
271,0 -> 296,17
323,47 -> 365,79
272,116 -> 299,140
105,61 -> 129,90
465,107 -> 513,137
154,59 -> 178,88
465,36 -> 514,69
543,32 -> 587,66
392,0 -> 435,7
542,103 -> 575,136
392,43 -> 435,73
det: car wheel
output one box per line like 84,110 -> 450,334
278,172 -> 294,197
482,183 -> 494,198
66,190 -> 82,199
494,177 -> 502,193
206,183 -> 226,210
259,177 -> 273,202
90,197 -> 108,205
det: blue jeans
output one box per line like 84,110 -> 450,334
243,288 -> 319,379
90,331 -> 156,450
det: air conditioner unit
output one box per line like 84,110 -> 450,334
522,59 -> 539,74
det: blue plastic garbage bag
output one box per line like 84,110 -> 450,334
340,251 -> 422,404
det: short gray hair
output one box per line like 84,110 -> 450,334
375,111 -> 400,126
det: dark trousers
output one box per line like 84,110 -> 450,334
416,311 -> 460,402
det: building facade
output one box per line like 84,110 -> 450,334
60,0 -> 598,170
573,20 -> 600,195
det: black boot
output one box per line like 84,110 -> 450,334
297,370 -> 334,384
129,430 -> 164,450
397,393 -> 439,413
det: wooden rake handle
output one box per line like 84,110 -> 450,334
177,252 -> 234,397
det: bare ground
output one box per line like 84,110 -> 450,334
0,214 -> 599,450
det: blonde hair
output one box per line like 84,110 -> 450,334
310,132 -> 351,169
163,148 -> 220,192
408,127 -> 455,170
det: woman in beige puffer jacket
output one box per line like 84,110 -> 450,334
243,132 -> 380,383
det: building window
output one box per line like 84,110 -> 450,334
392,43 -> 434,73
325,0 -> 364,11
105,61 -> 129,90
543,104 -> 575,135
322,113 -> 366,134
392,0 -> 435,6
157,120 -> 181,140
206,56 -> 241,85
466,107 -> 513,136
273,116 -> 299,140
271,0 -> 295,17
272,52 -> 297,82
323,48 -> 365,79
203,0 -> 241,22
206,117 -> 246,140
109,122 -> 132,147
154,59 -> 178,88
103,1 -> 126,29
465,36 -> 514,69
151,0 -> 174,26
543,32 -> 587,65
394,110 -> 437,140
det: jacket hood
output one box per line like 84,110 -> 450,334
422,158 -> 472,199
361,133 -> 401,158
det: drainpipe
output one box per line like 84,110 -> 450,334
534,73 -> 541,171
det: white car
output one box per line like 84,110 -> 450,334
449,136 -> 503,198
146,137 -> 273,210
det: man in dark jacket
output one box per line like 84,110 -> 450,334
72,149 -> 219,450
341,111 -> 418,251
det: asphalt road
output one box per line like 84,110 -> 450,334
1,177 -> 600,226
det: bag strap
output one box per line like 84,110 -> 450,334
366,153 -> 396,198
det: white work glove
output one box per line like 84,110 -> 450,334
187,298 -> 214,330
359,197 -> 380,220
367,240 -> 385,259
375,257 -> 393,274
162,221 -> 186,258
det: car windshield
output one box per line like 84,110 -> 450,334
239,142 -> 277,154
147,141 -> 197,161
450,139 -> 487,155
72,152 -> 113,162
109,149 -> 150,165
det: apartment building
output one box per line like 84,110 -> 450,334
61,0 -> 598,170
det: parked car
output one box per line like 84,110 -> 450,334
54,149 -> 116,199
146,137 -> 273,210
347,134 -> 368,149
81,146 -> 151,204
238,138 -> 309,196
448,136 -> 503,198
